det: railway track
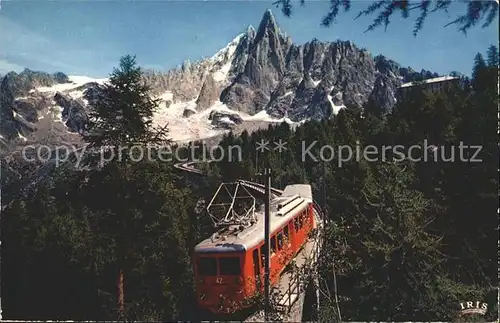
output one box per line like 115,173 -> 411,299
173,161 -> 204,175
173,162 -> 284,194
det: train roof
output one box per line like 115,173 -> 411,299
282,184 -> 312,202
194,184 -> 312,254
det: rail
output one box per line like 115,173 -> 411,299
276,266 -> 301,312
173,161 -> 204,174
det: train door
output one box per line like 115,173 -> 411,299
252,248 -> 261,291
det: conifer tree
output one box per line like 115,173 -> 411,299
486,45 -> 499,67
84,55 -> 169,151
447,47 -> 498,287
472,53 -> 487,89
79,55 -> 181,319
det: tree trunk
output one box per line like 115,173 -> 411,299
117,268 -> 124,317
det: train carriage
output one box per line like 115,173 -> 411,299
193,184 -> 316,314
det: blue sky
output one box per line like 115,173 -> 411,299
0,0 -> 498,77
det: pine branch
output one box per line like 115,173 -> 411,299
280,0 -> 498,35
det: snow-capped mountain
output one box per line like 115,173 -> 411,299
0,9 -> 438,149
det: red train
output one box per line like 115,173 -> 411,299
193,184 -> 317,314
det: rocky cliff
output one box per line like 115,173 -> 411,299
141,9 -> 438,122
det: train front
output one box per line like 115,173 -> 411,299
193,240 -> 252,315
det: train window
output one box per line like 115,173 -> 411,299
284,225 -> 289,241
253,249 -> 260,273
253,249 -> 261,288
296,215 -> 302,230
219,257 -> 241,275
300,209 -> 307,228
271,237 -> 276,254
197,257 -> 217,276
294,217 -> 299,231
277,231 -> 283,250
260,245 -> 265,267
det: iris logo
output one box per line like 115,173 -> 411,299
459,301 -> 488,316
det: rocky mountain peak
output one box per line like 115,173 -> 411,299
0,69 -> 73,142
1,69 -> 70,98
218,9 -> 444,121
246,25 -> 256,37
181,60 -> 192,74
0,8 -> 441,147
255,9 -> 280,41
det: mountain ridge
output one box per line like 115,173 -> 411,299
0,9 -> 439,148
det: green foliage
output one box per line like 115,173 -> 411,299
274,0 -> 498,36
486,45 -> 499,67
2,49 -> 497,321
203,46 -> 498,320
84,54 -> 169,151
